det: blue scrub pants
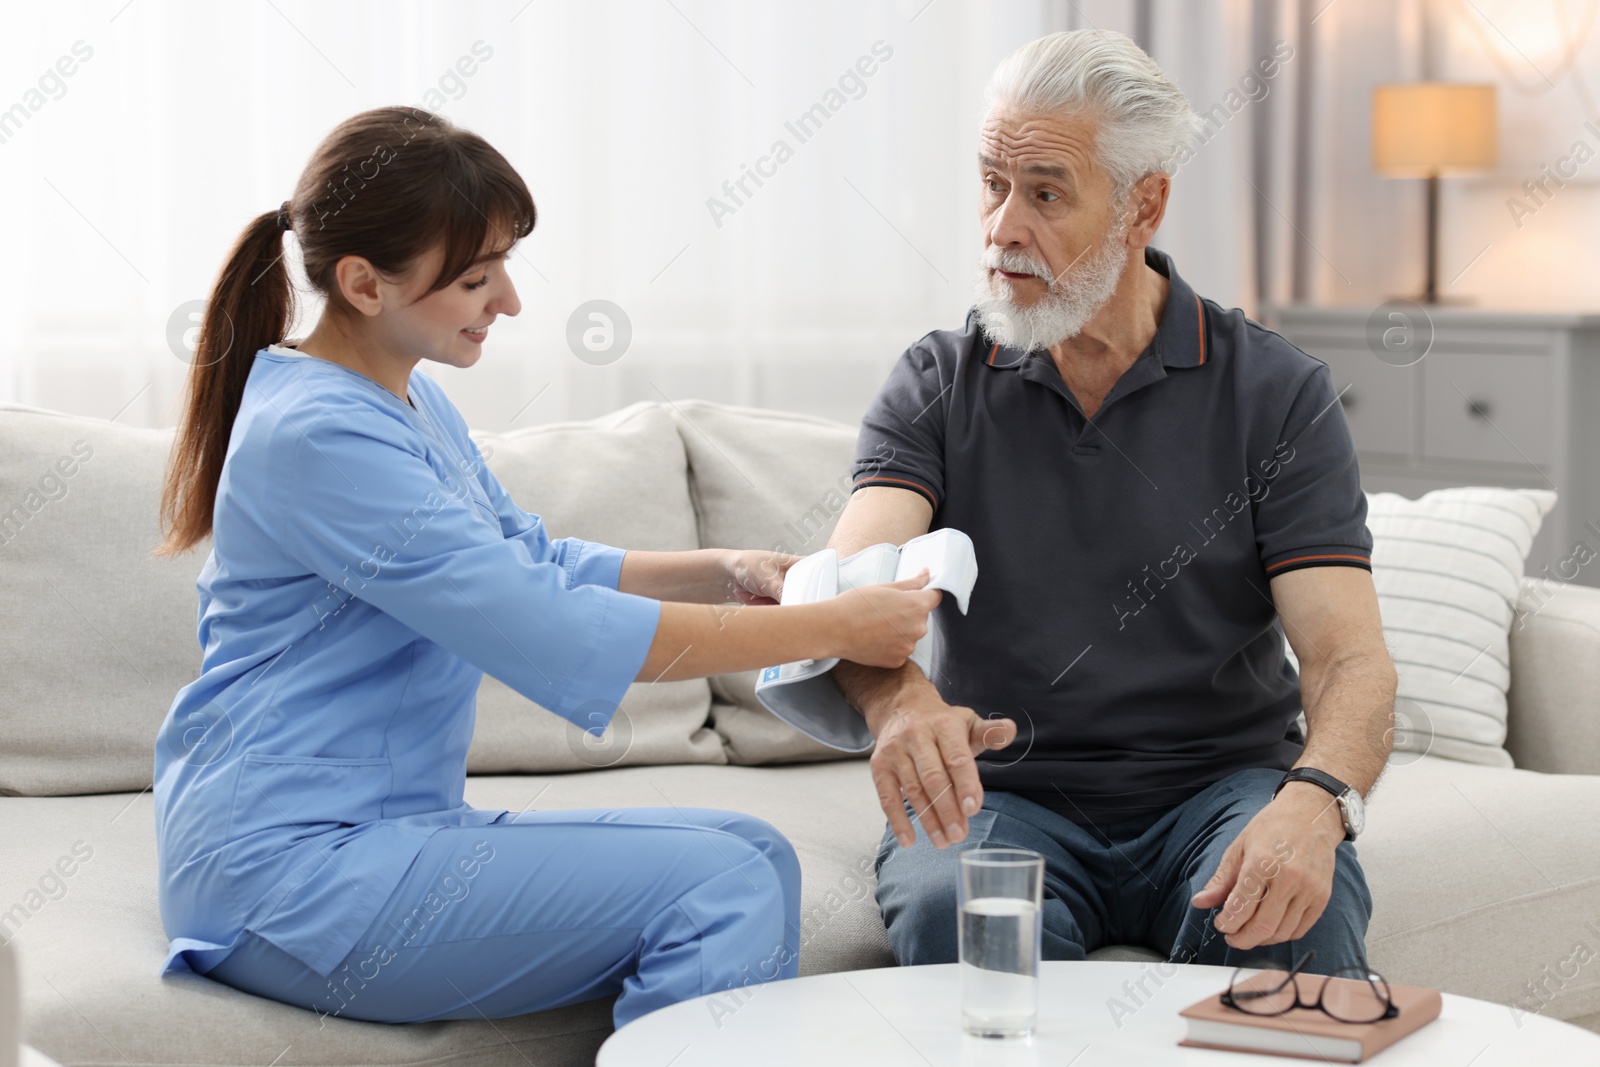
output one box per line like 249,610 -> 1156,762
203,807 -> 801,1030
875,767 -> 1372,972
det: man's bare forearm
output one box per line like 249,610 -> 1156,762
824,485 -> 941,735
833,659 -> 938,735
1293,646 -> 1398,798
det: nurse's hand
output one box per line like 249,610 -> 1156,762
640,570 -> 940,683
826,571 -> 943,668
724,550 -> 801,606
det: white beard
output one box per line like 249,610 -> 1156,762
972,215 -> 1131,353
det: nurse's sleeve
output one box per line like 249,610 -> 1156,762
465,435 -> 628,591
272,411 -> 660,728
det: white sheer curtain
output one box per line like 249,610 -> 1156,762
0,4 -> 1036,431
2,0 -> 1277,433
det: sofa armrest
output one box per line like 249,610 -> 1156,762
1506,577 -> 1600,775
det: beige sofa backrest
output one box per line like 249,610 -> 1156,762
1507,579 -> 1600,776
5,399 -> 1593,797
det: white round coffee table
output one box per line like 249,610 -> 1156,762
598,961 -> 1600,1065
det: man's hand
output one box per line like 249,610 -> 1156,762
1188,781 -> 1347,951
856,675 -> 1017,849
1188,564 -> 1395,951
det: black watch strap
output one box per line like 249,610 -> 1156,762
1274,766 -> 1349,801
1275,767 -> 1354,839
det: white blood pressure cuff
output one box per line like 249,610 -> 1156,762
753,528 -> 977,752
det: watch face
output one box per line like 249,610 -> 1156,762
1340,789 -> 1366,836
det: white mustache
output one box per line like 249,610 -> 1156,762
981,250 -> 1058,287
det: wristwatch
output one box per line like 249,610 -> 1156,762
1273,767 -> 1364,841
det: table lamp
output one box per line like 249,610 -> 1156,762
1371,83 -> 1497,303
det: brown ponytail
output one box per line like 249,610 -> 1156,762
156,106 -> 535,556
156,211 -> 292,556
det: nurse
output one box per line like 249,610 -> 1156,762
151,106 -> 939,1031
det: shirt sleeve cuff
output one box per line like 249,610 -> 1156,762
559,540 -> 629,590
851,473 -> 940,510
1263,547 -> 1373,577
557,589 -> 661,733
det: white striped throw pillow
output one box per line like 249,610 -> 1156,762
1365,487 -> 1557,766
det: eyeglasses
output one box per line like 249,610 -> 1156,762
1221,950 -> 1398,1025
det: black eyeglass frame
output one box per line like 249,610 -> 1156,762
1220,949 -> 1399,1024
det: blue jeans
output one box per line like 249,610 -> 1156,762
875,767 -> 1371,972
202,807 -> 801,1030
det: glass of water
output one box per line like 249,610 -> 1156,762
958,848 -> 1044,1038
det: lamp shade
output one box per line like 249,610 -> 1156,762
1372,83 -> 1497,177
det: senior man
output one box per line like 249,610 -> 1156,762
816,30 -> 1398,973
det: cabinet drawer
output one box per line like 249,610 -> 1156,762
1422,352 -> 1552,466
1303,344 -> 1413,458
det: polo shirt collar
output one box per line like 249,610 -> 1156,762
980,246 -> 1208,372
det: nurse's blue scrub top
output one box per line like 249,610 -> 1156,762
153,344 -> 662,977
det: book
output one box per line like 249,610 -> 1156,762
1178,970 -> 1442,1062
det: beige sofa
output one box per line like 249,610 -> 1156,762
2,398 -> 1598,1067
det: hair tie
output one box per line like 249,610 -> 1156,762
276,201 -> 292,232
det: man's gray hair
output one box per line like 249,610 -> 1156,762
985,30 -> 1203,195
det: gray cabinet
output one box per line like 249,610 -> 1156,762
1263,305 -> 1600,588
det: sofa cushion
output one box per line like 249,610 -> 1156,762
466,402 -> 722,773
666,400 -> 866,764
1360,754 -> 1600,1027
0,763 -> 894,1067
8,756 -> 1600,1067
1365,487 -> 1557,767
0,405 -> 204,796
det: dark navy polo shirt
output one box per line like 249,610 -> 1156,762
851,247 -> 1372,827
